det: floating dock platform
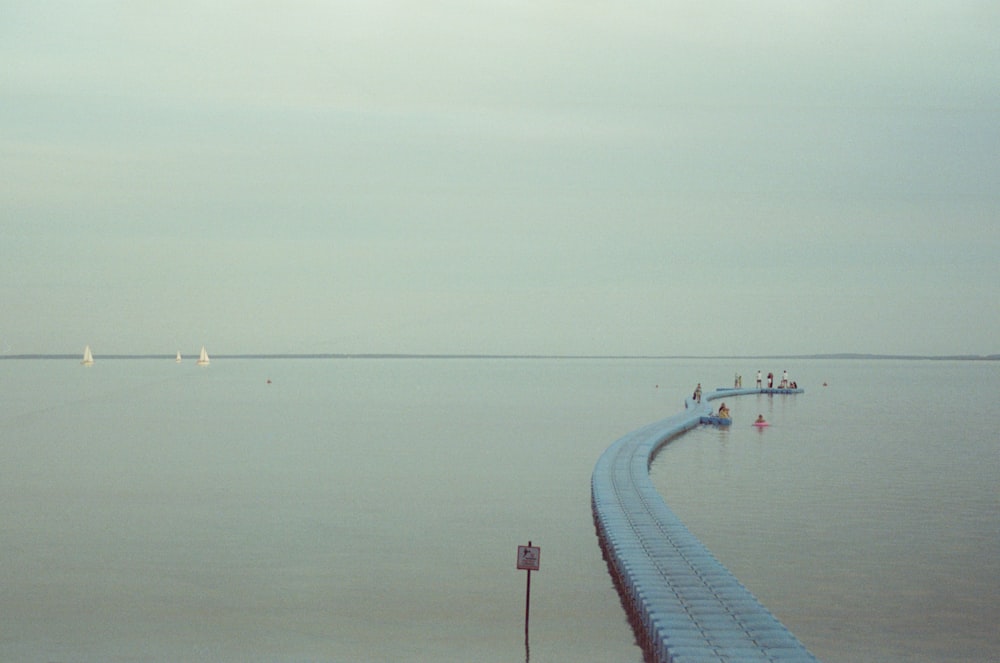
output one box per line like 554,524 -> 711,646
591,386 -> 817,662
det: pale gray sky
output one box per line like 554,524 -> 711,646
3,2 -> 998,355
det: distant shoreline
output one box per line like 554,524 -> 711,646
3,353 -> 998,361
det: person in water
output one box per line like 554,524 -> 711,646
717,403 -> 730,419
755,414 -> 767,424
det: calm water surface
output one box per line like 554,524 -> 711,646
1,357 -> 997,662
651,360 -> 999,663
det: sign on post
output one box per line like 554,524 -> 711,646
517,544 -> 540,571
517,541 -> 540,644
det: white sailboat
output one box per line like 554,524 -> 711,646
81,345 -> 94,366
196,346 -> 210,366
175,351 -> 182,363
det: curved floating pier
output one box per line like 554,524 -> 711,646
591,387 -> 818,662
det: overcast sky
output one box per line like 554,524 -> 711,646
2,2 -> 997,356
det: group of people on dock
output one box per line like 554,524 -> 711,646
755,369 -> 795,389
690,371 -> 801,424
733,369 -> 799,390
691,368 -> 801,423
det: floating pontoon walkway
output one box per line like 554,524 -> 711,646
591,386 -> 818,662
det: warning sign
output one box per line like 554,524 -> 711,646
516,545 -> 540,571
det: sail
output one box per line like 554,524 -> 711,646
82,345 -> 94,366
197,346 -> 210,366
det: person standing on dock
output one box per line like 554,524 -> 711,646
756,370 -> 762,388
767,372 -> 774,388
781,370 -> 789,388
693,383 -> 702,403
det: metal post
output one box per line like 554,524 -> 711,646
525,570 -> 532,634
524,540 -> 532,642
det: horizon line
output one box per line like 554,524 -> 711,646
2,352 -> 998,361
